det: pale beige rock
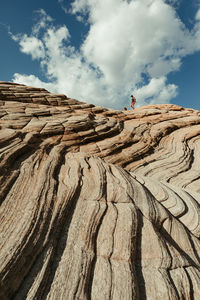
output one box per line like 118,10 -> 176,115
0,81 -> 200,299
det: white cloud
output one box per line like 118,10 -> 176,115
32,9 -> 54,35
12,73 -> 56,91
11,34 -> 45,60
133,76 -> 178,106
195,9 -> 200,21
10,0 -> 200,109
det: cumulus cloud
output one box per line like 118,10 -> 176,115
32,9 -> 54,35
11,34 -> 45,60
196,8 -> 200,21
13,73 -> 56,91
133,76 -> 178,105
10,1 -> 200,109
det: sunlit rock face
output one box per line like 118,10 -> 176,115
1,81 -> 200,299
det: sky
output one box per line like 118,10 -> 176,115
0,0 -> 200,110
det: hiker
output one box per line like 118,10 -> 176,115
130,95 -> 136,110
123,106 -> 127,111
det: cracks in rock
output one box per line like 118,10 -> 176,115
13,148 -> 81,300
122,144 -> 155,169
86,202 -> 109,300
0,133 -> 43,205
32,150 -> 78,300
186,232 -> 200,266
160,227 -> 200,270
183,267 -> 195,300
1,83 -> 200,299
166,149 -> 195,184
83,158 -> 109,300
108,203 -> 118,300
156,225 -> 180,300
135,210 -> 147,300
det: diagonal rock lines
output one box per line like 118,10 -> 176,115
1,82 -> 200,299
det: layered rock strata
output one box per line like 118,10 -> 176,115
0,81 -> 200,299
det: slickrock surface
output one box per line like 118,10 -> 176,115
1,81 -> 200,299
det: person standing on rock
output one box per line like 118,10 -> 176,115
130,95 -> 136,110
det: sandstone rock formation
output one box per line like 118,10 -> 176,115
0,81 -> 200,299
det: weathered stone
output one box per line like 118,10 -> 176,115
0,82 -> 200,299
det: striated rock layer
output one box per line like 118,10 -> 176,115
1,81 -> 200,299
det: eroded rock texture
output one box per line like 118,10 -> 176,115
1,81 -> 200,299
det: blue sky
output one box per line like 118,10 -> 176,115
0,0 -> 200,110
